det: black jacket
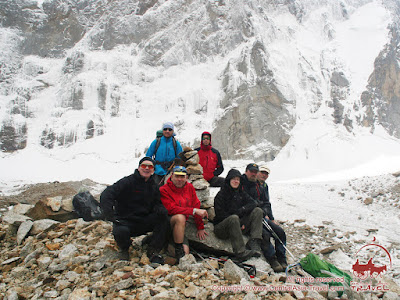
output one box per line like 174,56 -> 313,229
241,174 -> 274,220
100,169 -> 166,223
213,169 -> 257,225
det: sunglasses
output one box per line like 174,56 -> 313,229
140,164 -> 154,170
202,137 -> 210,140
163,128 -> 173,131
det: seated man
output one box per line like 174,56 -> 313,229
213,169 -> 263,261
257,165 -> 288,271
100,157 -> 168,262
242,163 -> 287,272
195,131 -> 224,187
160,165 -> 208,262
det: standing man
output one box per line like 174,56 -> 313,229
100,157 -> 168,262
257,165 -> 288,271
160,165 -> 208,262
195,131 -> 224,187
146,122 -> 183,185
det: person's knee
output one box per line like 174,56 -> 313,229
252,207 -> 263,217
227,215 -> 240,227
171,214 -> 186,227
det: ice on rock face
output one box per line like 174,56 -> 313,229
0,1 -> 399,186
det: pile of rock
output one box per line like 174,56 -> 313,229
1,191 -> 400,299
180,147 -> 214,220
2,215 -> 399,299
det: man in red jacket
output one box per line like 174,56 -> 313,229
160,165 -> 208,261
195,131 -> 224,187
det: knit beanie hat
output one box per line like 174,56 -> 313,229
138,156 -> 155,167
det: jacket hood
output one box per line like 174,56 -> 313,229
225,169 -> 242,183
200,131 -> 212,148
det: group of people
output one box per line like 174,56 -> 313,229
100,122 -> 287,272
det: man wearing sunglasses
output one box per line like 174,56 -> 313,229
160,165 -> 208,262
195,131 -> 225,187
146,122 -> 183,185
100,157 -> 168,262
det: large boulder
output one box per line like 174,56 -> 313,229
185,221 -> 248,255
26,198 -> 77,222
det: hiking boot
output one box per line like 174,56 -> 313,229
149,254 -> 164,265
147,247 -> 164,265
236,249 -> 260,262
118,249 -> 130,261
246,238 -> 262,254
141,234 -> 153,246
174,243 -> 185,262
267,257 -> 284,273
278,257 -> 288,269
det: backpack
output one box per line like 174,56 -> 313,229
299,253 -> 352,293
72,191 -> 104,221
153,136 -> 178,159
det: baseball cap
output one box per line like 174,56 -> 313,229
246,163 -> 259,172
173,165 -> 187,175
259,165 -> 270,174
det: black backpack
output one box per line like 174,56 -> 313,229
72,191 -> 104,221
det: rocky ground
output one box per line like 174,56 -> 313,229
0,178 -> 399,299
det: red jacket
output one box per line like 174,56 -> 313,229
195,131 -> 224,182
160,178 -> 204,230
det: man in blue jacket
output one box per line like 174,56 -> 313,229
146,122 -> 183,185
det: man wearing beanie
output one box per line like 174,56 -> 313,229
146,122 -> 183,185
100,157 -> 168,262
195,131 -> 224,187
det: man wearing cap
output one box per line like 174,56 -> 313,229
146,122 -> 183,185
257,165 -> 288,271
160,165 -> 208,262
100,157 -> 168,262
195,131 -> 224,187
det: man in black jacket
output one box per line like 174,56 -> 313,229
213,169 -> 263,261
100,157 -> 168,262
242,163 -> 287,272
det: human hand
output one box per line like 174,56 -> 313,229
195,208 -> 208,219
197,229 -> 208,240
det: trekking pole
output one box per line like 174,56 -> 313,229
158,161 -> 176,186
190,249 -> 222,275
208,256 -> 258,277
262,219 -> 296,261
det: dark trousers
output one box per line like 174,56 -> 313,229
112,212 -> 168,251
214,207 -> 263,254
261,219 -> 286,260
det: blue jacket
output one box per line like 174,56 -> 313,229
146,136 -> 183,175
